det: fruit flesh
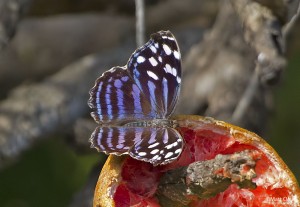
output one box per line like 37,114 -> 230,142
95,116 -> 300,207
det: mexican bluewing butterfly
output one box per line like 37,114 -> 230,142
88,31 -> 183,165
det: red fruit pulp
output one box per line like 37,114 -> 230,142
98,116 -> 300,207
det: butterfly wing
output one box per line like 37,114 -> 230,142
88,31 -> 184,165
88,66 -> 159,124
127,30 -> 182,118
90,126 -> 183,165
129,127 -> 183,165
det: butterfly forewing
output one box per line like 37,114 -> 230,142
90,126 -> 183,165
127,31 -> 181,118
88,66 -> 158,124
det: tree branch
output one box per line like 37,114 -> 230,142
177,0 -> 295,132
230,0 -> 287,85
0,0 -> 31,50
0,47 -> 131,169
135,0 -> 145,47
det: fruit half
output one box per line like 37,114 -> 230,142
93,115 -> 300,207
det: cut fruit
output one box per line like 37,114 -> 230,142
93,115 -> 300,207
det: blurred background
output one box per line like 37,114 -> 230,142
0,0 -> 299,206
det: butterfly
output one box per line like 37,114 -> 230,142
88,30 -> 183,165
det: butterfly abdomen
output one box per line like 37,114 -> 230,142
124,119 -> 177,128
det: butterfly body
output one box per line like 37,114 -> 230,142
123,119 -> 178,130
89,31 -> 183,165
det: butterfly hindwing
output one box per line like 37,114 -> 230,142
90,126 -> 183,165
90,126 -> 135,155
129,127 -> 183,165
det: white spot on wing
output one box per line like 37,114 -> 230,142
158,56 -> 162,62
175,148 -> 182,154
149,57 -> 158,66
147,70 -> 159,80
172,67 -> 177,76
138,152 -> 147,156
150,149 -> 159,155
163,44 -> 172,55
165,141 -> 178,149
176,76 -> 181,83
148,142 -> 159,148
168,36 -> 175,41
150,45 -> 157,53
174,50 -> 180,60
164,152 -> 174,159
152,155 -> 160,160
164,64 -> 172,74
137,56 -> 145,63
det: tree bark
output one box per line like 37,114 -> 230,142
0,48 -> 131,169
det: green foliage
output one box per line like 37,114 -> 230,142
269,53 -> 300,182
0,138 -> 102,207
